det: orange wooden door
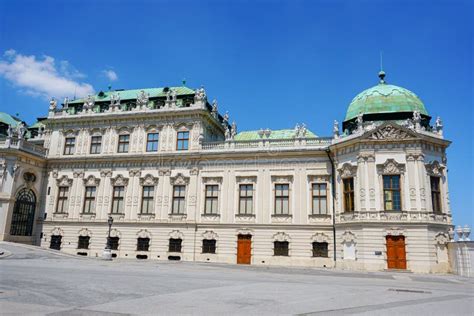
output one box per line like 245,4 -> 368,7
237,235 -> 251,264
386,236 -> 406,269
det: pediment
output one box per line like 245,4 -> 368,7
362,122 -> 418,141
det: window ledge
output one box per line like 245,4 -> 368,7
235,213 -> 255,217
308,214 -> 330,218
201,213 -> 220,217
272,214 -> 292,217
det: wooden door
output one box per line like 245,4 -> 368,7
386,236 -> 406,269
237,234 -> 252,264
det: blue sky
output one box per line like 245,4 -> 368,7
0,0 -> 472,226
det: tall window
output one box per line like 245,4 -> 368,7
343,178 -> 354,212
56,187 -> 69,213
312,242 -> 329,257
172,185 -> 186,214
312,183 -> 327,215
202,239 -> 216,254
109,237 -> 119,250
274,241 -> 289,256
90,136 -> 102,154
111,186 -> 125,214
431,176 -> 442,213
78,236 -> 90,249
204,185 -> 219,214
239,184 -> 253,214
274,184 -> 290,215
83,186 -> 96,214
117,134 -> 130,153
141,186 -> 154,214
64,137 -> 75,155
176,131 -> 189,150
146,133 -> 159,152
169,238 -> 182,252
383,175 -> 401,211
137,237 -> 150,251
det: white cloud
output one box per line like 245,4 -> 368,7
0,50 -> 94,100
102,69 -> 118,82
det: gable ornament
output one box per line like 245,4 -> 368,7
425,160 -> 445,177
338,163 -> 357,178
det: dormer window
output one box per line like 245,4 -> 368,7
177,131 -> 189,151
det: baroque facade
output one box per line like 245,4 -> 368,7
0,72 -> 453,273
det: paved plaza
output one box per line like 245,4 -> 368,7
0,242 -> 473,315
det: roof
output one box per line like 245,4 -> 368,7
344,75 -> 428,122
29,121 -> 45,129
0,112 -> 22,127
69,86 -> 195,104
234,128 -> 317,141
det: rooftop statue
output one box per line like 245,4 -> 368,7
211,99 -> 218,118
49,98 -> 57,111
136,90 -> 149,109
223,111 -> 229,125
16,122 -> 26,139
333,120 -> 339,139
413,110 -> 421,131
7,124 -> 14,138
231,121 -> 237,138
194,86 -> 207,102
63,97 -> 69,109
83,95 -> 95,112
435,116 -> 443,136
356,112 -> 364,133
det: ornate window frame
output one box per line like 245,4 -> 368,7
201,177 -> 222,216
110,175 -> 129,216
235,175 -> 257,219
425,160 -> 445,214
138,174 -> 158,217
308,175 -> 330,217
169,173 -> 189,216
271,175 -> 293,218
376,159 -> 406,212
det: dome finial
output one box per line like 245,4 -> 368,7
378,51 -> 386,84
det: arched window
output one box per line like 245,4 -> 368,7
10,189 -> 36,236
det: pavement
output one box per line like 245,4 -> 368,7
0,242 -> 473,315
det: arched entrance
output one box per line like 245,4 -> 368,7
10,189 -> 36,236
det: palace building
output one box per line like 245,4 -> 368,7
0,71 -> 453,273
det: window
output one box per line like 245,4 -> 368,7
78,236 -> 90,249
146,133 -> 159,152
111,186 -> 125,214
431,176 -> 442,213
56,187 -> 69,213
343,178 -> 354,212
176,131 -> 189,150
202,239 -> 216,254
204,185 -> 219,214
169,238 -> 182,252
141,186 -> 154,214
90,136 -> 102,154
274,184 -> 290,215
108,236 -> 119,250
383,175 -> 401,211
117,134 -> 130,153
312,242 -> 329,257
172,185 -> 186,214
274,241 -> 289,256
83,186 -> 96,214
137,237 -> 150,251
312,183 -> 327,215
239,184 -> 253,214
63,137 -> 75,155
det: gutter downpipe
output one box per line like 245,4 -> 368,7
325,148 -> 337,264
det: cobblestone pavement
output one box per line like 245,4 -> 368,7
0,242 -> 473,315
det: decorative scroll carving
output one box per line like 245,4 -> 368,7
236,228 -> 253,236
202,176 -> 223,184
56,175 -> 73,187
110,174 -> 129,186
311,232 -> 329,243
109,229 -> 121,238
169,229 -> 184,239
83,175 -> 100,186
377,159 -> 405,175
425,160 -> 445,177
368,124 -> 415,140
51,227 -> 64,236
170,173 -> 189,185
137,229 -> 152,239
78,228 -> 92,237
190,167 -> 199,176
100,170 -> 112,178
159,169 -> 171,176
308,175 -> 330,183
129,169 -> 142,177
273,232 -> 291,242
341,231 -> 356,243
235,176 -> 257,183
384,227 -> 405,237
434,232 -> 449,245
338,163 -> 357,178
139,174 -> 159,186
73,171 -> 84,178
202,230 -> 218,240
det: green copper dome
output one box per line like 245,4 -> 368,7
344,73 -> 428,122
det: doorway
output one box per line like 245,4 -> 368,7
386,235 -> 406,269
237,234 -> 252,264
